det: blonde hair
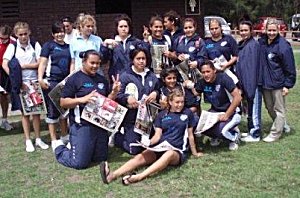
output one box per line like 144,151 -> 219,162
166,88 -> 184,110
79,14 -> 97,33
13,22 -> 30,35
265,18 -> 279,31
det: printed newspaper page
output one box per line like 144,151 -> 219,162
48,78 -> 69,117
134,95 -> 161,137
20,81 -> 47,115
151,45 -> 169,76
81,93 -> 128,133
212,55 -> 238,84
130,140 -> 183,153
194,110 -> 225,136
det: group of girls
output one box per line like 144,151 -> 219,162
1,10 -> 296,185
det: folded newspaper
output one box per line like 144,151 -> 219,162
175,59 -> 202,83
81,93 -> 128,133
194,110 -> 225,136
151,44 -> 169,76
48,78 -> 69,117
130,140 -> 183,153
134,95 -> 161,137
212,55 -> 239,84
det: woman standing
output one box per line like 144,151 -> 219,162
113,48 -> 160,155
236,21 -> 262,142
38,21 -> 71,149
69,14 -> 103,72
205,19 -> 238,72
100,89 -> 203,185
54,50 -> 120,169
163,10 -> 184,43
258,18 -> 296,142
101,14 -> 147,81
2,22 -> 48,152
173,17 -> 207,70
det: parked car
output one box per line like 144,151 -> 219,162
204,16 -> 231,38
253,17 -> 288,37
291,14 -> 300,41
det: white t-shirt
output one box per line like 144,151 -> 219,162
3,39 -> 41,81
64,29 -> 79,45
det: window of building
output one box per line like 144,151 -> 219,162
0,0 -> 19,18
95,0 -> 131,16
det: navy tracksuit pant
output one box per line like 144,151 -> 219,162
55,123 -> 108,169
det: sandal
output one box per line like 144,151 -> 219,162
99,161 -> 110,184
121,172 -> 137,186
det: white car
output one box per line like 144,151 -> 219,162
204,16 -> 231,38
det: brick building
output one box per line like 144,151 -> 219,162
1,0 -> 203,44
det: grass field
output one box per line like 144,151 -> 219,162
0,51 -> 299,198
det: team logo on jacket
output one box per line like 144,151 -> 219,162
98,83 -> 104,89
188,46 -> 196,52
148,81 -> 153,87
215,85 -> 221,92
129,45 -> 135,50
268,53 -> 275,60
221,41 -> 227,46
180,114 -> 188,121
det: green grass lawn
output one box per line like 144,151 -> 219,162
0,52 -> 299,198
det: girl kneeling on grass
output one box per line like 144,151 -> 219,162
100,89 -> 203,185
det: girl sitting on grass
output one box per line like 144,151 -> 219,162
100,89 -> 203,185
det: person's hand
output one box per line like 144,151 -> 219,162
79,90 -> 98,104
219,113 -> 229,122
127,96 -> 139,109
145,92 -> 157,104
143,25 -> 151,41
183,80 -> 194,89
141,138 -> 151,147
192,151 -> 204,157
39,79 -> 49,90
282,87 -> 289,96
177,54 -> 186,61
104,39 -> 119,49
188,61 -> 198,69
111,74 -> 121,94
163,50 -> 173,58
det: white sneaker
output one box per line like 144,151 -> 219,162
0,120 -> 13,131
51,139 -> 64,152
263,134 -> 279,143
35,138 -> 49,150
210,138 -> 221,146
241,135 -> 260,142
229,141 -> 239,151
241,132 -> 249,137
60,134 -> 70,144
26,139 -> 35,152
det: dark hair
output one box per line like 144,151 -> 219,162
200,60 -> 215,71
209,19 -> 222,29
129,48 -> 148,61
62,16 -> 73,23
52,21 -> 65,34
163,10 -> 181,27
160,67 -> 179,81
0,25 -> 12,36
79,50 -> 101,62
114,14 -> 132,35
183,17 -> 197,29
149,15 -> 163,27
239,20 -> 253,31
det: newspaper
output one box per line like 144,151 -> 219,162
212,55 -> 239,84
0,85 -> 5,92
134,96 -> 161,137
48,78 -> 69,117
194,110 -> 225,136
81,92 -> 128,133
150,44 -> 169,76
175,60 -> 202,83
130,140 -> 183,153
20,81 -> 47,115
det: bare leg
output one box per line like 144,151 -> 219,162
59,118 -> 68,137
126,150 -> 180,184
107,150 -> 157,183
32,114 -> 41,138
22,115 -> 31,140
48,123 -> 57,141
